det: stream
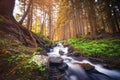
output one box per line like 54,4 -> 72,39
47,42 -> 120,80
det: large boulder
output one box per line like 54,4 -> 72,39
72,51 -> 81,57
49,63 -> 68,80
49,57 -> 64,66
32,55 -> 49,67
49,66 -> 66,80
49,57 -> 68,80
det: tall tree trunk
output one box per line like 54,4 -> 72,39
113,8 -> 120,33
27,2 -> 33,30
85,0 -> 97,38
40,12 -> 46,34
0,0 -> 15,18
19,0 -> 32,24
48,7 -> 52,39
106,0 -> 117,33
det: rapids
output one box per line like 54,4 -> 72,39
47,42 -> 120,80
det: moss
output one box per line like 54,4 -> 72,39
0,16 -> 5,22
63,37 -> 120,58
36,47 -> 42,51
34,33 -> 53,45
0,38 -> 10,49
17,45 -> 26,52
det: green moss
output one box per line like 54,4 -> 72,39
64,38 -> 120,57
34,33 -> 53,45
36,47 -> 43,51
0,16 -> 5,22
0,38 -> 10,49
17,45 -> 26,52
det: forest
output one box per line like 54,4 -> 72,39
0,0 -> 120,80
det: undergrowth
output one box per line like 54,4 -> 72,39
2,54 -> 48,80
63,37 -> 120,57
0,37 -> 48,80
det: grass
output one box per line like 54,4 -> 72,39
36,47 -> 43,52
63,37 -> 120,57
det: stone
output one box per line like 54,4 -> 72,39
67,53 -> 73,56
32,55 -> 49,67
68,46 -> 74,53
59,50 -> 64,55
63,42 -> 70,47
72,51 -> 81,57
49,66 -> 66,80
49,63 -> 68,80
88,57 -> 104,63
73,63 -> 94,71
80,63 -> 94,71
51,43 -> 57,47
49,57 -> 64,66
67,51 -> 81,57
58,63 -> 68,73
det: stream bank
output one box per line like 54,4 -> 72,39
47,42 -> 120,80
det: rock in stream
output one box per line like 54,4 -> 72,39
49,57 -> 68,80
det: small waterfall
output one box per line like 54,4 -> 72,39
47,42 -> 120,80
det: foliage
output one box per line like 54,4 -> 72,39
5,54 -> 30,64
16,59 -> 47,79
37,65 -> 46,71
64,38 -> 120,57
36,47 -> 43,51
35,33 -> 54,46
3,53 -> 47,79
0,38 -> 19,49
17,45 -> 26,52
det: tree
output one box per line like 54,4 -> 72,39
0,0 -> 48,50
0,0 -> 15,18
19,0 -> 32,25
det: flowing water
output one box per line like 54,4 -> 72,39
47,42 -> 120,80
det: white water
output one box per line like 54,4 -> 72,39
47,42 -> 120,80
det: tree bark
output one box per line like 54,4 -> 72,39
0,0 -> 15,18
85,0 -> 97,38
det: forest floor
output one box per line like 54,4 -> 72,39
0,33 -> 51,80
0,32 -> 120,80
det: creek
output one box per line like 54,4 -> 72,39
47,42 -> 120,80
